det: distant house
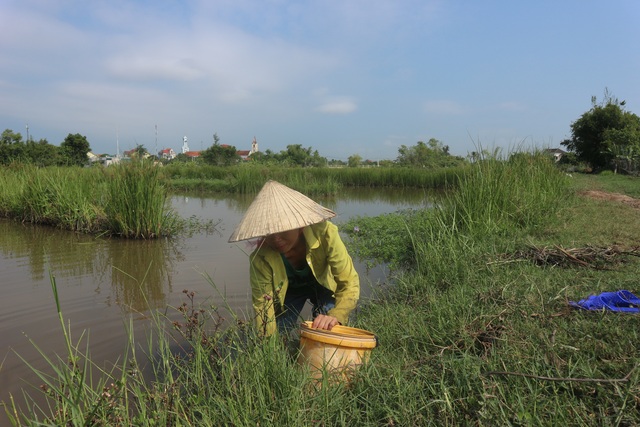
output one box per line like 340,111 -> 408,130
236,150 -> 251,160
123,149 -> 150,159
219,144 -> 251,160
184,151 -> 201,159
544,148 -> 567,162
178,137 -> 258,161
159,148 -> 176,160
87,151 -> 99,163
236,137 -> 260,160
88,152 -> 121,166
98,155 -> 121,166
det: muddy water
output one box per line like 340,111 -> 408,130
0,187 -> 430,420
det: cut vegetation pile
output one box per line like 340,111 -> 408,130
493,244 -> 640,269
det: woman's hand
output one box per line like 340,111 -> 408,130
312,314 -> 339,330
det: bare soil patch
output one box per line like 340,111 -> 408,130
580,190 -> 640,210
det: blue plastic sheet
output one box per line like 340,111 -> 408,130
569,290 -> 640,313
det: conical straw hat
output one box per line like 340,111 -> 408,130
228,180 -> 336,242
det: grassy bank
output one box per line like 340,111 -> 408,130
0,162 -> 182,238
341,159 -> 640,425
0,161 -> 467,235
6,154 -> 640,425
162,163 -> 466,194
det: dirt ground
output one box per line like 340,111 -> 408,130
580,190 -> 640,210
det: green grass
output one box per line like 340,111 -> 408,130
6,154 -> 640,426
162,163 -> 466,195
0,162 -> 188,238
571,171 -> 640,198
0,161 -> 466,236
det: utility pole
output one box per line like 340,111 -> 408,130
25,124 -> 29,142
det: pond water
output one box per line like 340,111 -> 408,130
0,187 -> 431,420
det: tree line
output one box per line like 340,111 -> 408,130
561,88 -> 640,174
0,130 -> 90,167
0,128 -> 467,169
3,88 -> 639,172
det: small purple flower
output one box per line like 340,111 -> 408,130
353,226 -> 360,233
263,294 -> 272,301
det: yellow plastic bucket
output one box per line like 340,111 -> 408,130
298,321 -> 377,380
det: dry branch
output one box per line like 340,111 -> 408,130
490,245 -> 640,269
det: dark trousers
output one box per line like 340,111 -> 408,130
276,283 -> 336,332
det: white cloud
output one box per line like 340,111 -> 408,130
102,22 -> 338,106
315,97 -> 357,114
107,57 -> 205,81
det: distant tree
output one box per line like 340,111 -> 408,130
277,144 -> 328,167
348,154 -> 362,168
25,138 -> 59,166
606,130 -> 640,174
246,144 -> 327,166
396,138 -> 464,168
172,152 -> 196,163
121,144 -> 150,160
328,158 -> 346,167
467,151 -> 480,163
1,129 -> 23,145
0,129 -> 25,164
133,144 -> 149,159
248,149 -> 276,165
309,149 -> 327,167
201,142 -> 240,166
60,133 -> 91,166
562,89 -> 640,171
281,144 -> 312,166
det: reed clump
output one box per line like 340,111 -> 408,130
0,162 -> 181,238
104,161 -> 178,238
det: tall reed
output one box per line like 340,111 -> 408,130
162,163 -> 467,194
437,151 -> 570,237
0,163 -> 181,238
344,151 -> 571,287
7,165 -> 105,232
104,160 -> 178,238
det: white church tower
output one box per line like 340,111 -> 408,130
182,136 -> 190,154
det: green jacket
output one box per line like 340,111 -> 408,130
249,221 -> 360,336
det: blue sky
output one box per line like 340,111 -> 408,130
1,0 -> 639,161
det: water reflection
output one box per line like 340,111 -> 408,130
0,187 -> 429,316
109,238 -> 184,311
173,191 -> 255,216
0,221 -> 185,312
0,221 -> 102,282
172,187 -> 436,219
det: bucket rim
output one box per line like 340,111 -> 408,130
300,321 -> 377,341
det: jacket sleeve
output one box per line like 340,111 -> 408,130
323,223 -> 360,324
249,250 -> 279,336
